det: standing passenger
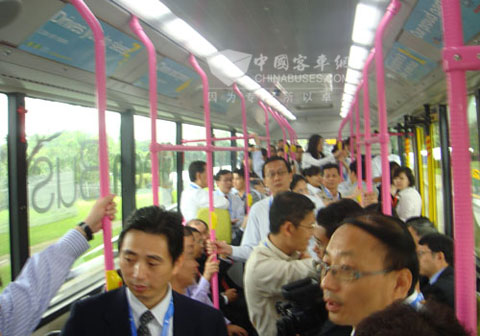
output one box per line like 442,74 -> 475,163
62,206 -> 227,336
302,134 -> 344,170
392,167 -> 422,222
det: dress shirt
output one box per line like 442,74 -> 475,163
251,150 -> 264,179
180,182 -> 229,222
338,180 -> 369,198
404,290 -> 425,310
214,190 -> 245,227
126,286 -> 173,336
244,237 -> 317,336
0,229 -> 89,336
186,278 -> 230,325
231,196 -> 273,262
301,152 -> 336,170
395,187 -> 422,222
307,183 -> 322,197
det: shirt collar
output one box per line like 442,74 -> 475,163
264,236 -> 301,260
126,285 -> 173,328
429,267 -> 447,285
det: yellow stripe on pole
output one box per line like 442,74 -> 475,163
416,127 -> 426,216
405,137 -> 411,168
428,124 -> 438,225
105,269 -> 123,291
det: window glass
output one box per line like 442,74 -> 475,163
467,96 -> 480,256
182,124 -> 207,185
0,94 -> 9,291
134,115 -> 177,209
213,129 -> 232,172
25,97 -> 121,301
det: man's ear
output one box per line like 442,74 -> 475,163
393,268 -> 413,300
172,254 -> 185,276
280,220 -> 295,237
435,251 -> 446,263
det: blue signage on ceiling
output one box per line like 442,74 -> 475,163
134,58 -> 199,98
404,0 -> 480,48
385,42 -> 438,82
19,4 -> 143,76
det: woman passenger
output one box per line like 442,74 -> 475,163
392,167 -> 422,222
302,134 -> 344,170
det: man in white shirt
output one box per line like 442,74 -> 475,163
180,160 -> 229,222
62,206 -> 227,336
244,191 -> 317,336
214,157 -> 293,262
214,170 -> 245,228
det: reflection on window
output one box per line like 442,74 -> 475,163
0,93 -> 9,292
25,97 -> 121,301
134,115 -> 177,209
182,124 -> 207,186
213,129 -> 232,172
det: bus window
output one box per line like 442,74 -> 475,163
134,115 -> 177,208
24,97 -> 122,303
182,123 -> 207,184
0,93 -> 10,292
468,96 -> 480,257
213,128 -> 233,171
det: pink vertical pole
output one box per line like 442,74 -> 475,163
374,0 -> 401,215
233,84 -> 251,214
268,107 -> 288,160
354,92 -> 363,191
349,112 -> 355,163
278,114 -> 296,161
441,1 -> 477,332
258,101 -> 272,157
189,54 -> 220,309
70,0 -> 114,275
363,51 -> 376,193
129,17 -> 159,206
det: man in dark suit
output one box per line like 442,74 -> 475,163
62,206 -> 227,336
417,233 -> 454,309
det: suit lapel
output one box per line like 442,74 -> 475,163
103,287 -> 132,335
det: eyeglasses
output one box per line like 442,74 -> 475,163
417,250 -> 434,257
315,259 -> 393,281
298,223 -> 316,230
265,169 -> 288,179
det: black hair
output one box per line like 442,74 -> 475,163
186,218 -> 209,232
290,174 -> 307,191
119,206 -> 184,263
316,199 -> 364,239
262,156 -> 292,178
349,159 -> 366,180
306,134 -> 325,159
419,233 -> 454,266
233,167 -> 245,179
341,214 -> 419,296
261,148 -> 267,158
270,191 -> 315,234
183,225 -> 196,237
188,160 -> 206,182
405,216 -> 437,238
390,161 -> 401,184
214,169 -> 232,181
356,301 -> 468,336
303,166 -> 322,177
392,166 -> 415,187
322,163 -> 340,175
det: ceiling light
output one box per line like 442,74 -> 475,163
352,3 -> 382,46
344,83 -> 357,95
345,68 -> 362,85
348,45 -> 369,70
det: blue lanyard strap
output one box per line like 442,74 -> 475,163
190,183 -> 200,190
129,295 -> 174,336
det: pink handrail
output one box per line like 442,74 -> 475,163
129,16 -> 159,206
189,54 -> 220,309
152,144 -> 243,152
232,84 -> 251,214
268,107 -> 288,161
181,134 -> 267,144
278,114 -> 297,161
440,0 -> 479,331
354,93 -> 363,192
374,0 -> 401,215
70,0 -> 114,277
258,101 -> 272,158
362,50 -> 376,193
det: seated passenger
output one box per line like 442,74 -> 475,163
392,167 -> 422,222
172,227 -> 247,336
320,214 -> 418,331
214,170 -> 245,228
62,206 -> 227,336
405,216 -> 437,246
338,160 -> 368,200
244,192 -> 317,336
317,163 -> 342,204
231,168 -> 262,211
0,195 -> 116,336
214,157 -> 293,262
417,233 -> 455,309
290,174 -> 309,195
303,166 -> 323,197
180,161 -> 229,222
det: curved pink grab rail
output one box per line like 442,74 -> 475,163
232,84 -> 252,214
188,54 -> 220,309
258,101 -> 272,157
440,0 -> 478,332
353,94 -> 363,193
129,16 -> 159,206
70,0 -> 114,274
267,106 -> 288,161
374,0 -> 401,215
277,114 -> 297,162
362,50 -> 376,193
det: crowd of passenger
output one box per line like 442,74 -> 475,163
0,134 -> 470,336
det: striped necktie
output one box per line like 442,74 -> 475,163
137,310 -> 154,336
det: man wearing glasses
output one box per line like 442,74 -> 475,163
213,156 -> 293,262
319,214 -> 418,332
244,191 -> 317,336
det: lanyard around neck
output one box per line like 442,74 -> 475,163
129,295 -> 174,336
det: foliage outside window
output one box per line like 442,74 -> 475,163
0,94 -> 9,291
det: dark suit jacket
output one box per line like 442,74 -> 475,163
422,266 -> 454,309
61,287 -> 228,336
